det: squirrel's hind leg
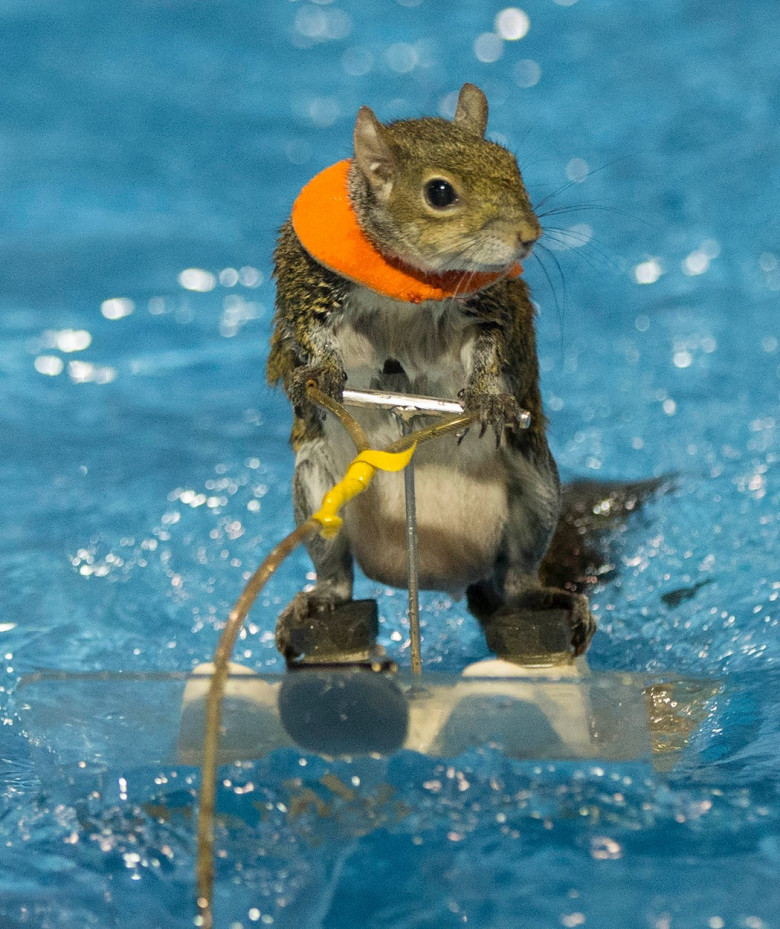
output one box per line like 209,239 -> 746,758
276,439 -> 355,659
467,577 -> 596,661
468,459 -> 597,659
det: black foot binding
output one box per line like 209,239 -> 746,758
276,594 -> 380,665
482,588 -> 596,663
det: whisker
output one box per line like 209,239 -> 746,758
539,202 -> 656,230
543,227 -> 595,244
542,228 -> 622,273
532,245 -> 567,351
454,267 -> 478,297
533,178 -> 581,213
540,203 -> 633,218
532,158 -> 625,212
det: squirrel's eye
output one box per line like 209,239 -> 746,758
424,178 -> 458,209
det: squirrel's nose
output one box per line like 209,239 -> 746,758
517,222 -> 541,255
518,221 -> 541,249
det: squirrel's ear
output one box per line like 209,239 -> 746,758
353,106 -> 395,203
454,83 -> 488,137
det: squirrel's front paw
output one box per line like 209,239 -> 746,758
459,388 -> 524,445
290,364 -> 347,416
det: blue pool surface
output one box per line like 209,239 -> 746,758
1,0 -> 779,926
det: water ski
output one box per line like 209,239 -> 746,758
171,598 -> 714,769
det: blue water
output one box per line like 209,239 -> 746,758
1,0 -> 779,926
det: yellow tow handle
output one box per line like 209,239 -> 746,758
312,443 -> 417,539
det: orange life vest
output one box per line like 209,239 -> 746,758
291,159 -> 523,304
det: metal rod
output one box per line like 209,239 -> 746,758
342,388 -> 465,416
342,387 -> 530,429
399,413 -> 423,674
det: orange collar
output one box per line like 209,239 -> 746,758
291,159 -> 522,304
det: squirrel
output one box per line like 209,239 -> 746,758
268,82 -> 595,660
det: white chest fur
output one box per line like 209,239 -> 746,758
334,286 -> 478,398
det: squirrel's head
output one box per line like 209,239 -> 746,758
348,83 -> 541,275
